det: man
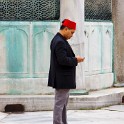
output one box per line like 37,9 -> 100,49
48,19 -> 85,124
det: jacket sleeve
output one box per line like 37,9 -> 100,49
55,41 -> 78,66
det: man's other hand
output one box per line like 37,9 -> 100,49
76,56 -> 85,63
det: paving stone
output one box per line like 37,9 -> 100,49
0,112 -> 8,120
0,106 -> 124,124
103,104 -> 124,112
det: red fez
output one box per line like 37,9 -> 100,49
62,19 -> 76,30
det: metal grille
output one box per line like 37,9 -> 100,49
0,0 -> 60,21
85,0 -> 112,21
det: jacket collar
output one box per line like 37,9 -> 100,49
57,33 -> 75,56
57,32 -> 67,41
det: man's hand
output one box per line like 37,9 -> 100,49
76,56 -> 85,63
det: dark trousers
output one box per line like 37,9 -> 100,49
53,89 -> 70,124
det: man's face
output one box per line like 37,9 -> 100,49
65,28 -> 75,40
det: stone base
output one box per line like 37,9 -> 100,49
85,73 -> 114,90
0,87 -> 123,112
0,78 -> 54,95
70,89 -> 89,95
114,83 -> 124,87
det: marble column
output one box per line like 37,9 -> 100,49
112,0 -> 124,86
60,0 -> 86,90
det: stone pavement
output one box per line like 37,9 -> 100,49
0,105 -> 124,124
0,87 -> 124,124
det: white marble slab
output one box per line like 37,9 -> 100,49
103,105 -> 124,112
0,112 -> 8,120
1,107 -> 124,124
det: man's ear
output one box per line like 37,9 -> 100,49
65,27 -> 68,31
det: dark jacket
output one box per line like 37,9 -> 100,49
48,33 -> 78,89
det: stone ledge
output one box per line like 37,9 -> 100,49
0,88 -> 124,112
